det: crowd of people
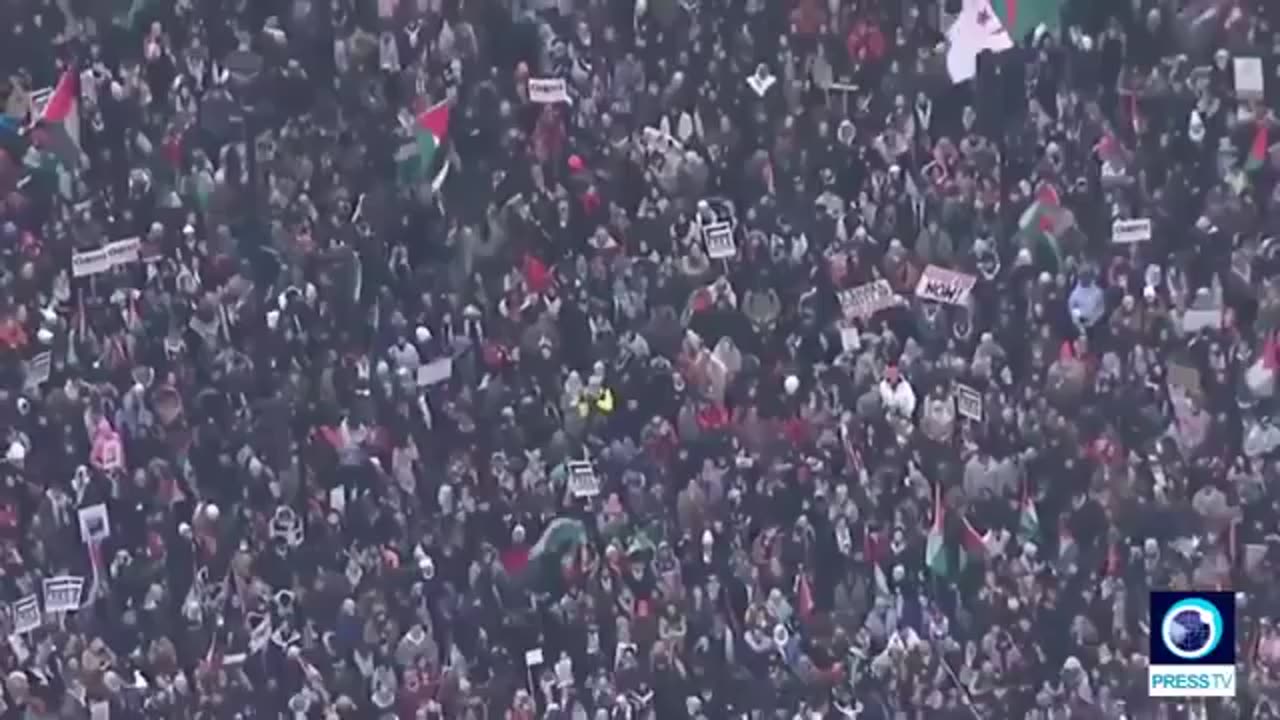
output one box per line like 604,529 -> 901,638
0,0 -> 1279,717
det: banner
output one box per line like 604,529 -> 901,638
567,460 -> 600,498
529,78 -> 570,104
915,265 -> 977,306
12,595 -> 40,634
42,576 -> 84,614
838,280 -> 899,320
1233,57 -> 1265,101
702,222 -> 736,259
23,351 -> 51,391
71,237 -> 141,278
1112,218 -> 1153,244
955,384 -> 983,422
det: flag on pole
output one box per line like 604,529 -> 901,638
524,517 -> 588,590
397,101 -> 450,186
1128,93 -> 1143,139
1017,478 -> 1040,543
989,0 -> 1065,43
795,572 -> 815,621
32,70 -> 83,169
1245,123 -> 1268,173
959,516 -> 987,571
925,483 -> 949,577
1018,183 -> 1065,266
945,0 -> 1015,83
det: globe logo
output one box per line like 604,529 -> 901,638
1160,598 -> 1223,661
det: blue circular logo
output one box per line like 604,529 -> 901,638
1160,598 -> 1223,661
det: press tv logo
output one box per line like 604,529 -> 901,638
1149,591 -> 1236,697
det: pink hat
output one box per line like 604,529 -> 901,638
567,154 -> 584,172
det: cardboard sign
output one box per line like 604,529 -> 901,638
1167,363 -> 1203,399
529,78 -> 570,104
567,460 -> 600,498
838,280 -> 899,320
1182,308 -> 1223,333
1234,57 -> 1265,101
915,265 -> 976,306
955,384 -> 983,422
78,504 -> 111,544
12,595 -> 40,634
525,648 -> 545,666
1112,218 -> 1153,244
42,576 -> 84,613
23,351 -> 51,391
71,237 -> 141,278
417,357 -> 453,386
702,222 -> 736,259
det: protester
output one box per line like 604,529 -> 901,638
1,0 -> 1280,717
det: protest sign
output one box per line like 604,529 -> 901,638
529,78 -> 570,104
955,384 -> 983,422
915,265 -> 977,305
23,351 -> 51,391
12,595 -> 40,634
702,222 -> 736,259
1112,218 -> 1153,244
1233,57 -> 1265,101
248,613 -> 272,653
838,280 -> 899,320
42,576 -> 84,613
567,460 -> 600,498
417,357 -> 453,386
78,504 -> 111,544
71,237 -> 141,278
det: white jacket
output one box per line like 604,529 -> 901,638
878,378 -> 917,419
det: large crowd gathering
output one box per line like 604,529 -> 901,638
1,0 -> 1280,717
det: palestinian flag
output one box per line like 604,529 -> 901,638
524,517 -> 588,590
1245,123 -> 1268,173
989,0 -> 1064,42
1017,480 -> 1039,543
1018,183 -> 1065,267
959,516 -> 988,572
397,101 -> 450,187
925,483 -> 949,577
30,70 -> 83,169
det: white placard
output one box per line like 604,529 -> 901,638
837,280 -> 899,320
839,327 -> 860,353
24,351 -> 51,390
528,78 -> 570,104
525,648 -> 545,666
1234,57 -> 1265,101
417,357 -> 453,386
248,613 -> 272,653
42,576 -> 84,613
89,701 -> 110,720
567,460 -> 600,498
1182,308 -> 1223,333
71,237 -> 141,278
12,596 -> 40,634
955,384 -> 983,422
915,265 -> 977,306
1112,218 -> 1153,244
702,222 -> 736,259
77,504 -> 111,544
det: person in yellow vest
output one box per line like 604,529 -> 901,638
578,373 -> 615,417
